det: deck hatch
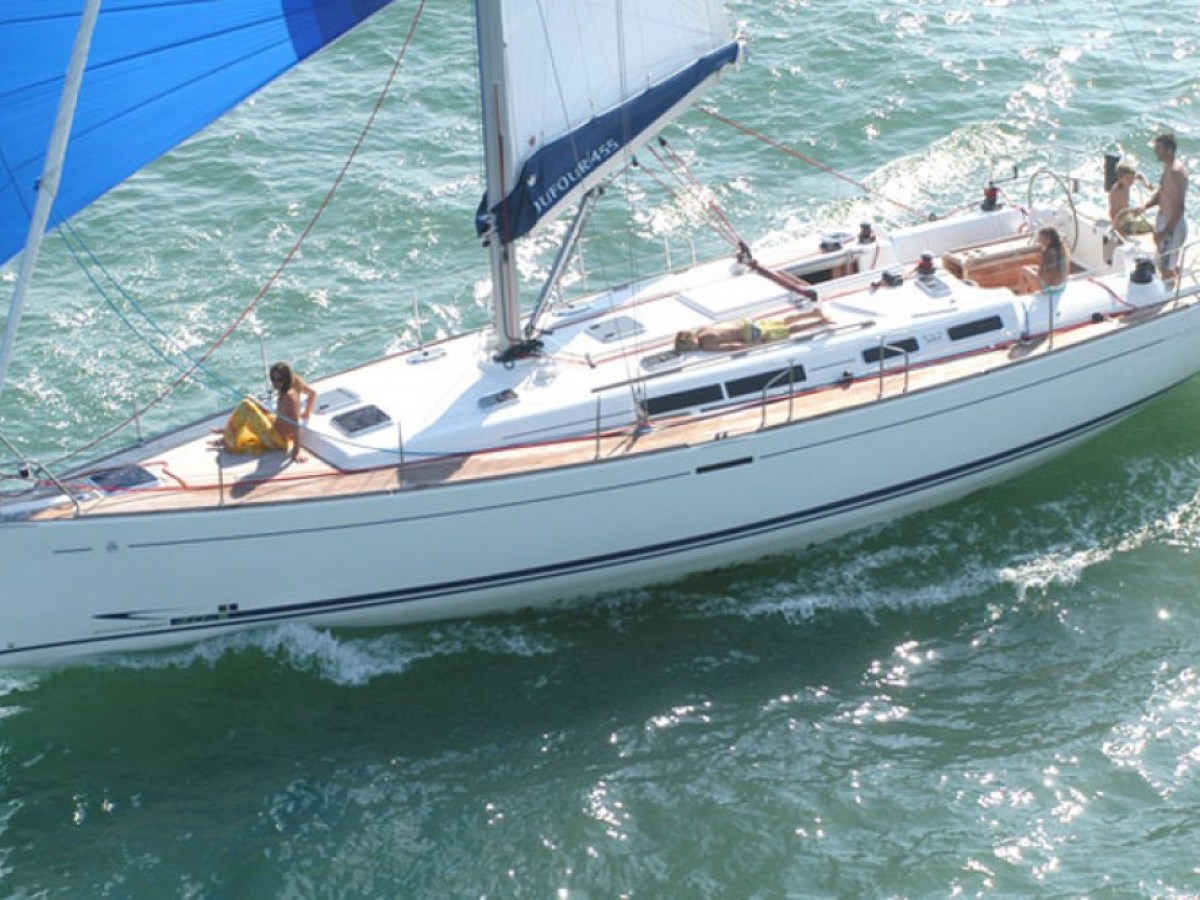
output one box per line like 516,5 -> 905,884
88,465 -> 158,492
332,405 -> 392,436
315,387 -> 360,415
479,388 -> 518,410
587,316 -> 646,344
641,350 -> 682,372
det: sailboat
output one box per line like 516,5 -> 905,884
1,1 -> 1197,667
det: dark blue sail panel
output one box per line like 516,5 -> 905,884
476,40 -> 741,244
0,0 -> 392,267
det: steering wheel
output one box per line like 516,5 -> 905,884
1025,167 -> 1079,253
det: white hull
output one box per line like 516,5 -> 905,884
7,7 -> 1195,671
4,283 -> 1199,666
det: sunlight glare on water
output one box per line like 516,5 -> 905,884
0,0 -> 1199,894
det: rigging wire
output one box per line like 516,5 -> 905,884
57,221 -> 242,400
45,0 -> 429,469
644,141 -> 745,250
1033,0 -> 1171,149
1102,0 -> 1169,119
1030,0 -> 1061,61
698,106 -> 927,220
612,163 -> 649,419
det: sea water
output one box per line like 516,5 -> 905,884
0,0 -> 1198,894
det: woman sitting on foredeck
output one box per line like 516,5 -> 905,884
675,309 -> 825,353
220,361 -> 317,462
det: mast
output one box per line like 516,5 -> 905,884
474,0 -> 522,357
0,0 -> 103,407
471,0 -> 741,358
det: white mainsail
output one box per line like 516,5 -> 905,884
475,0 -> 742,352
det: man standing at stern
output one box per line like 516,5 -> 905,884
1140,132 -> 1189,284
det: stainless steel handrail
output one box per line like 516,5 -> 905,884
595,397 -> 603,459
1169,236 -> 1200,307
759,361 -> 798,429
396,419 -> 406,489
876,339 -> 912,398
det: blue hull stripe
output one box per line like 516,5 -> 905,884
4,381 -> 1175,660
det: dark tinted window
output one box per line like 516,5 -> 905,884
862,337 -> 919,364
726,365 -> 807,398
948,315 -> 1004,341
642,384 -> 724,415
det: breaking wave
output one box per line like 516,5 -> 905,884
89,620 -> 560,687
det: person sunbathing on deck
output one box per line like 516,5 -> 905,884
219,361 -> 317,462
674,309 -> 826,353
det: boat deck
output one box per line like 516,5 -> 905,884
17,297 -> 1169,522
7,203 -> 1191,526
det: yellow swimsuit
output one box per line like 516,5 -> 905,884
740,319 -> 791,344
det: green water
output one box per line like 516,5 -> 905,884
1,1 -> 1199,895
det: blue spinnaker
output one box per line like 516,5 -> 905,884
0,0 -> 393,267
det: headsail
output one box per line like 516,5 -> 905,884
475,0 -> 743,245
0,0 -> 395,268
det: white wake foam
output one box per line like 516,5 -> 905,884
93,619 -> 560,686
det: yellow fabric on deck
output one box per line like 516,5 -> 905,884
223,398 -> 289,455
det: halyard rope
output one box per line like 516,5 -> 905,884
698,106 -> 928,219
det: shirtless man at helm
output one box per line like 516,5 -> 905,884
1139,133 -> 1189,283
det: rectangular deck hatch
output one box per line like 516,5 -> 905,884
332,405 -> 392,436
315,387 -> 361,416
88,465 -> 158,492
587,316 -> 645,344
